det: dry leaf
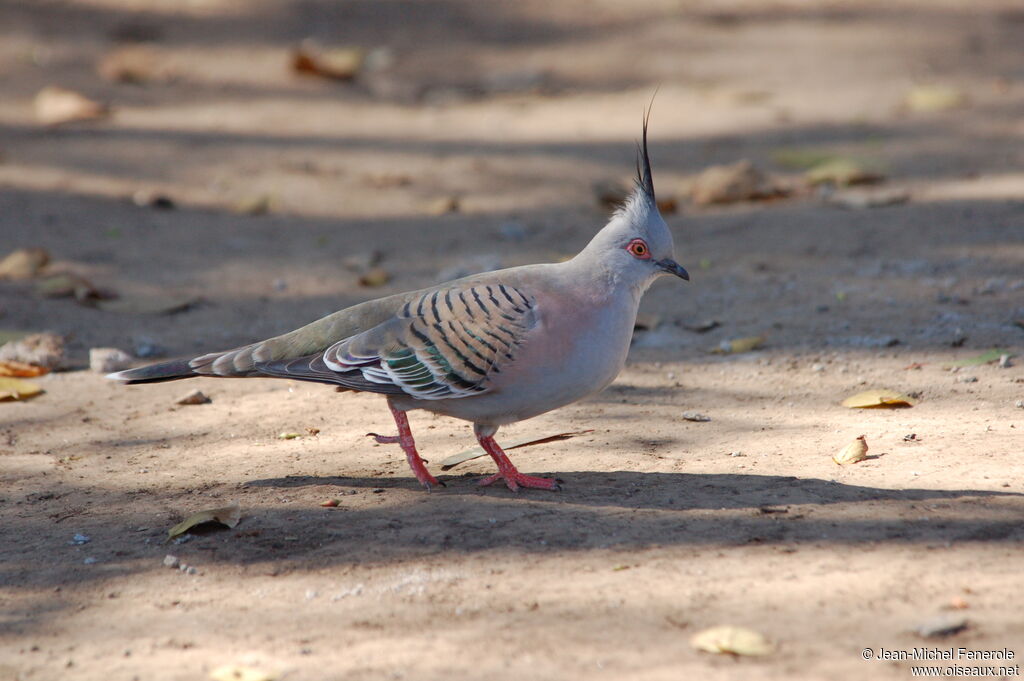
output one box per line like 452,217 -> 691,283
943,349 -> 1010,368
440,430 -> 594,470
278,432 -> 301,440
0,377 -> 44,401
827,188 -> 909,210
842,389 -> 915,408
425,196 -> 460,215
233,194 -> 274,215
0,247 -> 50,280
690,160 -> 788,205
35,273 -> 104,302
833,435 -> 869,465
291,45 -> 364,81
711,336 -> 765,354
770,148 -> 837,170
34,86 -> 109,125
905,85 -> 967,113
805,159 -> 884,187
167,503 -> 241,539
681,411 -> 711,422
176,389 -> 211,405
97,293 -> 197,315
98,46 -> 173,84
209,664 -> 277,681
690,625 -> 774,656
0,360 -> 49,377
358,267 -> 391,287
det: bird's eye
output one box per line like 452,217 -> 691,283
626,238 -> 651,260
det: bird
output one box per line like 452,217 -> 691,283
108,114 -> 689,493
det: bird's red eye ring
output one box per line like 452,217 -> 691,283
626,238 -> 651,260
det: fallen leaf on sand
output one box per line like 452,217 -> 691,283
278,432 -> 301,440
681,411 -> 711,422
711,336 -> 765,354
209,664 -> 277,681
690,625 -> 774,656
425,196 -> 460,215
440,430 -> 594,470
806,159 -> 885,187
34,86 -> 109,125
943,348 -> 1011,369
904,85 -> 967,113
842,389 -> 915,408
35,273 -> 104,302
769,148 -> 837,170
97,293 -> 197,315
827,187 -> 909,210
0,360 -> 49,377
0,247 -> 50,280
98,46 -> 173,84
0,377 -> 44,401
233,194 -> 275,216
291,44 -> 364,81
358,267 -> 391,287
167,503 -> 241,540
690,160 -> 787,205
833,435 -> 869,465
176,389 -> 211,405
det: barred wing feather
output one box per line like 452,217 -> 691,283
256,284 -> 536,400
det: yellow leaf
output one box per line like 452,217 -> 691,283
0,247 -> 50,280
711,336 -> 765,354
690,625 -> 774,656
904,85 -> 967,113
841,390 -> 915,408
209,665 -> 277,681
167,503 -> 241,539
0,361 -> 49,378
0,377 -> 43,401
833,435 -> 869,465
34,86 -> 109,126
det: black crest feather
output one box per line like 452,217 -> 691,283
634,97 -> 656,201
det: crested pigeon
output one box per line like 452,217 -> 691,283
108,116 -> 689,492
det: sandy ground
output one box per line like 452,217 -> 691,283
2,1 -> 1024,679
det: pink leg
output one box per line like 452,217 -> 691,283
476,434 -> 562,492
365,402 -> 443,490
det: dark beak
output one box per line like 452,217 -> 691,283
656,258 -> 690,281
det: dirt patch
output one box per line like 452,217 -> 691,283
2,2 -> 1023,679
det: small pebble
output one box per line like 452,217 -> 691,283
956,375 -> 978,384
69,533 -> 90,545
728,451 -> 745,457
83,557 -> 98,565
811,363 -> 825,372
185,566 -> 198,575
89,347 -> 134,374
681,411 -> 711,422
176,389 -> 211,405
914,614 -> 968,639
998,354 -> 1012,369
162,554 -> 180,568
1015,400 -> 1024,409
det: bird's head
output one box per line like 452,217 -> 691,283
580,114 -> 689,292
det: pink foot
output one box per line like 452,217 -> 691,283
370,405 -> 444,491
477,434 -> 562,492
478,470 -> 562,492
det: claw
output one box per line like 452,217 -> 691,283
478,471 -> 561,492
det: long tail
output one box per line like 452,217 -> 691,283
107,359 -> 197,384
